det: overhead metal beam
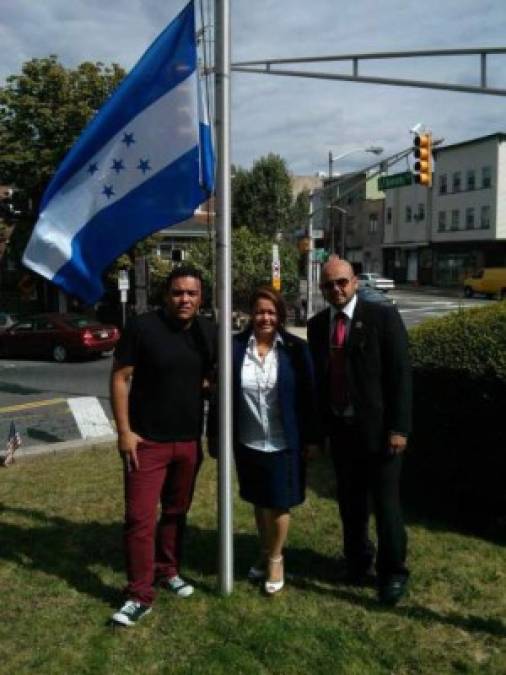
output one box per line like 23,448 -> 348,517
231,48 -> 506,97
232,47 -> 506,67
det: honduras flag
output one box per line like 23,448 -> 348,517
23,0 -> 214,305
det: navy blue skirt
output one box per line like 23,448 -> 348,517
235,444 -> 305,509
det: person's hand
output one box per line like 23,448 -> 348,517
117,430 -> 143,471
387,433 -> 407,456
303,443 -> 320,461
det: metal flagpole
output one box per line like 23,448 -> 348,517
306,190 -> 314,319
214,0 -> 233,595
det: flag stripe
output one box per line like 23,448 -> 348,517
22,0 -> 214,305
52,146 -> 206,302
41,0 -> 197,210
24,72 -> 198,281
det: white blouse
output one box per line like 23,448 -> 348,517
239,333 -> 287,452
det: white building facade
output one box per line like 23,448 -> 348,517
383,132 -> 506,286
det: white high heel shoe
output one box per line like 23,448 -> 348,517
264,556 -> 284,595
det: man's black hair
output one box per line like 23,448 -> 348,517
165,265 -> 203,288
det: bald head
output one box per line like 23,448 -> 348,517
322,255 -> 354,280
321,256 -> 358,308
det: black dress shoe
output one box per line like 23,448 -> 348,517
335,559 -> 376,587
378,575 -> 408,606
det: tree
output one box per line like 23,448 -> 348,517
185,226 -> 299,310
0,56 -> 131,296
0,56 -> 125,217
292,189 -> 310,233
232,153 -> 294,238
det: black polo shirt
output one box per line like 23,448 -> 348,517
114,309 -> 215,442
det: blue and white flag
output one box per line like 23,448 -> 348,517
23,0 -> 214,305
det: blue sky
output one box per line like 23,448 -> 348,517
1,0 -> 506,175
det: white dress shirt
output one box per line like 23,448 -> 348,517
239,333 -> 287,452
329,292 -> 357,340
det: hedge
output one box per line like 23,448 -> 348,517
406,302 -> 506,537
409,301 -> 506,379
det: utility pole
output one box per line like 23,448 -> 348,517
306,190 -> 314,319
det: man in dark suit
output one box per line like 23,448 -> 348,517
307,256 -> 412,605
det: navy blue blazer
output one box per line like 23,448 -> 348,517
233,327 -> 321,454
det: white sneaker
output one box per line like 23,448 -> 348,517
162,574 -> 194,598
112,600 -> 152,627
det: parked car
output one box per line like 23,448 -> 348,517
357,272 -> 395,292
0,311 -> 18,332
463,267 -> 506,299
0,313 -> 120,362
357,287 -> 396,305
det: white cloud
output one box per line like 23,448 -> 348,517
1,0 -> 506,175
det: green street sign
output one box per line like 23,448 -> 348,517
378,172 -> 413,191
313,249 -> 327,262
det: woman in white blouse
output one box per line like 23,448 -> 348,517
232,287 -> 319,595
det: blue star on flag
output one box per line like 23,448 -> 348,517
87,162 -> 98,175
111,159 -> 126,174
102,185 -> 115,199
122,132 -> 135,147
137,159 -> 151,174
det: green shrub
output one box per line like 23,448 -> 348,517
406,302 -> 506,535
409,301 -> 506,380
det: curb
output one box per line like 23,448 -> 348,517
7,433 -> 117,463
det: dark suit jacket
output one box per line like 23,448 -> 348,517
232,327 -> 321,454
307,298 -> 412,454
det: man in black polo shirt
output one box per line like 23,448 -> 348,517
110,266 -> 215,627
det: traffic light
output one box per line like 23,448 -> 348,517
413,132 -> 432,186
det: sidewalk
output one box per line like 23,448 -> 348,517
1,433 -> 117,466
394,284 -> 464,298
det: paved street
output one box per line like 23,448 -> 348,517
0,355 -> 113,450
390,288 -> 490,327
0,289 -> 496,450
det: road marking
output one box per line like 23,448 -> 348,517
0,398 -> 67,414
67,397 -> 114,438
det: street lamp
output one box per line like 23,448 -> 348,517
327,205 -> 348,257
328,145 -> 383,178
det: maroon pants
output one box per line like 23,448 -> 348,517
123,439 -> 202,605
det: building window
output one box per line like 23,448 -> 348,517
482,166 -> 492,188
465,207 -> 475,229
159,244 -> 184,262
438,211 -> 446,232
406,206 -> 412,223
416,203 -> 425,221
369,214 -> 378,234
481,205 -> 491,229
466,170 -> 475,191
439,174 -> 447,194
386,207 -> 392,224
452,172 -> 461,192
451,209 -> 460,230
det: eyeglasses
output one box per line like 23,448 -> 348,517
322,278 -> 351,291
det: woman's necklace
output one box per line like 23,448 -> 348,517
254,342 -> 275,395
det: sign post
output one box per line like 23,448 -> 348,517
272,244 -> 281,291
118,269 -> 130,327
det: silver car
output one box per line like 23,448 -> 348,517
357,272 -> 395,292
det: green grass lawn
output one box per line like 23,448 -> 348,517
0,446 -> 505,675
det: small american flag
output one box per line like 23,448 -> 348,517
4,421 -> 21,467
